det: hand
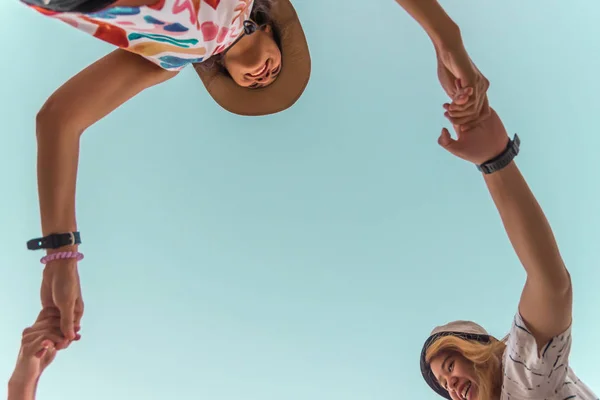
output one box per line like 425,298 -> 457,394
435,41 -> 490,128
10,314 -> 71,386
40,257 -> 84,344
438,107 -> 510,165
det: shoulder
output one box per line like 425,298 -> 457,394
502,313 -> 572,397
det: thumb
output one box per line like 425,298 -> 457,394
56,301 -> 76,340
438,127 -> 464,158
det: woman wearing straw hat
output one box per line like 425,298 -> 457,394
25,0 -> 489,351
420,103 -> 598,400
22,0 -> 311,116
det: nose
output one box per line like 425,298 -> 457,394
448,377 -> 459,391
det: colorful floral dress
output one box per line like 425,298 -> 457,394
23,0 -> 254,70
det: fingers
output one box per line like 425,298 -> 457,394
25,312 -> 81,350
22,317 -> 59,338
447,74 -> 488,114
444,111 -> 477,126
36,307 -> 61,322
22,321 -> 72,350
458,105 -> 492,132
450,85 -> 472,106
444,92 -> 490,128
443,102 -> 476,118
22,331 -> 59,359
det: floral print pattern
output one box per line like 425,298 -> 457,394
23,0 -> 254,71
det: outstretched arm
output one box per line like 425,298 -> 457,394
394,0 -> 460,46
8,311 -> 69,400
7,380 -> 35,400
37,49 -> 177,240
484,163 -> 572,346
395,0 -> 490,126
438,109 -> 572,348
36,50 -> 177,340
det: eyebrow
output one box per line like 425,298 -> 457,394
437,354 -> 452,385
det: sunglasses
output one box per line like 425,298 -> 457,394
223,20 -> 265,54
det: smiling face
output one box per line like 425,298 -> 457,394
223,24 -> 282,89
429,351 -> 480,400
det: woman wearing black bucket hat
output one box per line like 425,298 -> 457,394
419,103 -> 597,400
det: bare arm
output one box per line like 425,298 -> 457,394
36,49 -> 177,245
394,0 -> 461,46
7,382 -> 35,400
484,162 -> 572,347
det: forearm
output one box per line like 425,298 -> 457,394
36,120 -> 81,253
7,379 -> 36,400
395,0 -> 461,47
484,162 -> 569,286
32,50 -> 176,251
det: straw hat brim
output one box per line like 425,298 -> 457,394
194,0 -> 310,116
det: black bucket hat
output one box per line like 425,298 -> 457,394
420,321 -> 491,400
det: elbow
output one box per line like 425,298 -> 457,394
548,267 -> 572,299
529,263 -> 573,299
562,269 -> 573,297
36,96 -> 86,141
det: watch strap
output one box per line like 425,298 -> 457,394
477,134 -> 520,175
27,232 -> 81,251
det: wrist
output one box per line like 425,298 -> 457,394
483,160 -> 518,183
46,244 -> 79,255
479,136 -> 511,165
8,374 -> 37,390
477,135 -> 519,175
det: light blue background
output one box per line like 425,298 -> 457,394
1,1 -> 599,399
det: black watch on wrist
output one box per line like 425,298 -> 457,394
477,134 -> 520,175
27,232 -> 81,250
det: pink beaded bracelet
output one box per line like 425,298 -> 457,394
40,251 -> 84,265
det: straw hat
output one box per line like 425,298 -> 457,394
419,321 -> 492,400
194,0 -> 311,116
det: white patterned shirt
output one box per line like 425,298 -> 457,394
501,313 -> 597,400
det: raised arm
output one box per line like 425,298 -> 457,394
395,0 -> 490,126
36,49 -> 177,340
438,109 -> 572,348
484,163 -> 572,346
8,310 -> 68,400
37,49 -> 177,238
394,0 -> 460,45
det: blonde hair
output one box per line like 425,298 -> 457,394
425,335 -> 506,400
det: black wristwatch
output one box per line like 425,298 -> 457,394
27,232 -> 81,251
477,134 -> 520,174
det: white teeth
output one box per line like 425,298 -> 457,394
462,382 -> 471,400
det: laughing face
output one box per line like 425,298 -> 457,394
429,351 -> 479,400
223,24 -> 282,89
